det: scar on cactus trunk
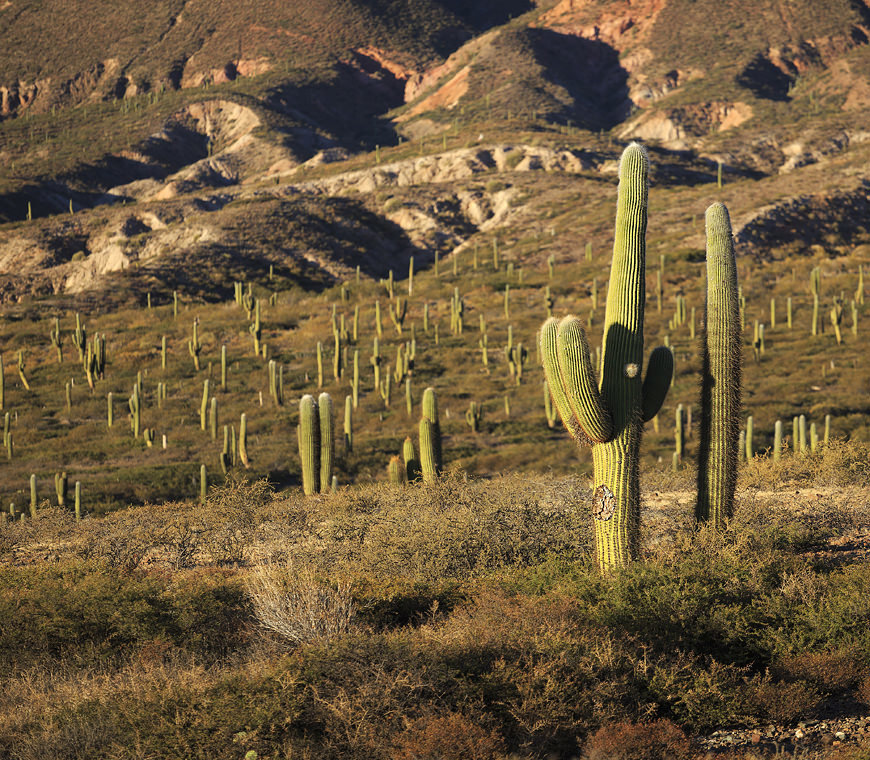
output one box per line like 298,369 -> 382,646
540,143 -> 673,572
696,202 -> 741,529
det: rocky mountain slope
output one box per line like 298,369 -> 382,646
0,0 -> 869,301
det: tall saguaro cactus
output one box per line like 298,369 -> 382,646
540,143 -> 672,572
696,202 -> 741,529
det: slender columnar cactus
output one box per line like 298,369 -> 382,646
405,377 -> 413,417
209,397 -> 218,440
540,144 -> 672,571
370,338 -> 381,391
824,414 -> 831,445
333,331 -> 343,381
221,345 -> 228,390
200,464 -> 207,505
318,392 -> 334,493
250,300 -> 261,356
389,297 -> 407,335
73,313 -> 87,363
188,319 -> 202,371
696,202 -> 741,529
128,385 -> 140,438
200,379 -> 209,431
773,420 -> 783,461
298,395 -> 320,495
30,474 -> 37,517
745,415 -> 754,460
17,350 -> 31,391
344,395 -> 353,453
0,354 -> 4,411
419,387 -> 443,483
830,298 -> 844,344
74,482 -> 82,521
408,256 -> 414,296
799,414 -> 808,455
316,341 -> 324,388
55,471 -> 68,507
50,317 -> 63,362
674,404 -> 684,464
352,349 -> 360,409
465,401 -> 482,432
403,437 -> 420,481
239,413 -> 250,468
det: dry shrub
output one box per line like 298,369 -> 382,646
311,472 -> 591,581
743,673 -> 821,724
741,439 -> 870,489
245,562 -> 355,644
858,673 -> 870,707
393,712 -> 506,760
583,719 -> 691,760
774,648 -> 868,694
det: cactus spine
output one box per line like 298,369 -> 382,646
696,202 -> 741,529
540,144 -> 672,571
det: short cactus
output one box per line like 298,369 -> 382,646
465,401 -> 482,433
297,395 -> 320,495
318,392 -> 334,493
419,387 -> 442,483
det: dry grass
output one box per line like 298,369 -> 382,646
246,561 -> 356,644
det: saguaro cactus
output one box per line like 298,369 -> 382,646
696,202 -> 741,529
540,144 -> 672,571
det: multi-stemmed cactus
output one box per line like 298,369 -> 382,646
696,202 -> 741,529
465,401 -> 482,432
297,393 -> 335,495
188,319 -> 202,371
539,143 -> 672,572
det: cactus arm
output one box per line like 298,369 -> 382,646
540,319 -> 593,445
553,316 -> 613,443
640,346 -> 674,422
696,202 -> 741,528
